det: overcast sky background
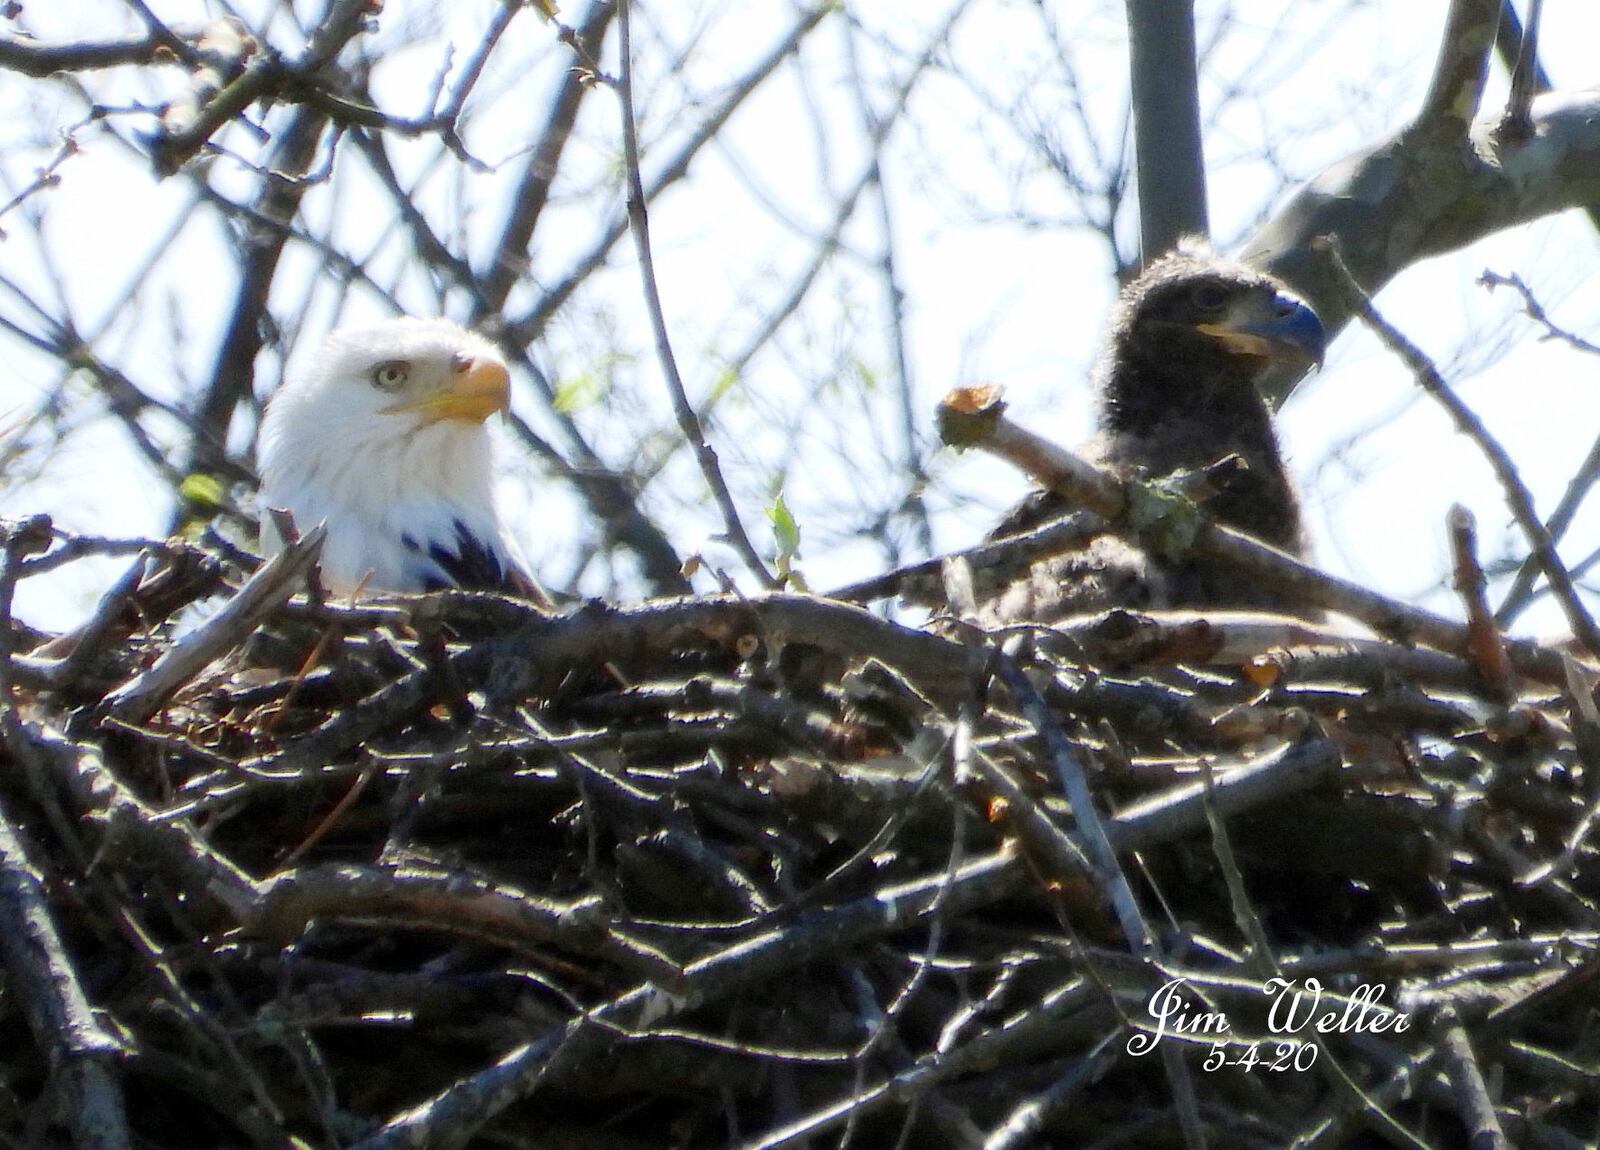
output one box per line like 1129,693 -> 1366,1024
2,1 -> 1599,636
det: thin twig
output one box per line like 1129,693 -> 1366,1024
100,523 -> 325,725
614,0 -> 776,588
1478,270 -> 1600,357
1318,238 -> 1600,659
1495,428 -> 1600,627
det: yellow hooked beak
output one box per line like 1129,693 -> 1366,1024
384,357 -> 511,425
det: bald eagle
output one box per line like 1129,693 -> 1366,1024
257,317 -> 549,605
979,244 -> 1326,625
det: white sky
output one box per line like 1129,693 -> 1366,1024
2,1 -> 1599,637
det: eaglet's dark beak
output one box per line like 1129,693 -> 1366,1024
1196,290 -> 1327,370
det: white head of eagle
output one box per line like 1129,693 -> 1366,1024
257,316 -> 540,599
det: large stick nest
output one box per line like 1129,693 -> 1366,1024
0,513 -> 1596,1150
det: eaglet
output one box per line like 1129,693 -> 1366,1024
979,243 -> 1326,626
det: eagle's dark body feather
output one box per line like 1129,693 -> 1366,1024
979,245 -> 1322,625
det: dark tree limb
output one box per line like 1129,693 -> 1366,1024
1243,0 -> 1600,406
179,105 -> 326,485
0,799 -> 130,1150
1416,0 -> 1500,135
1124,0 -> 1209,258
1496,0 -> 1544,141
479,0 -> 615,310
0,31 -> 172,76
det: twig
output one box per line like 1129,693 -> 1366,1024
1198,753 -> 1279,977
508,5 -> 833,341
1318,238 -> 1600,660
1495,427 -> 1600,627
1491,0 -> 1600,242
990,641 -> 1208,1150
100,523 -> 325,725
613,2 -> 775,588
0,30 -> 174,76
480,0 -> 615,308
458,591 -> 987,715
991,642 -> 1147,949
1447,504 -> 1515,701
738,978 -> 1095,1150
933,382 -> 1577,682
351,850 -> 1027,1150
1435,1008 -> 1511,1150
0,132 -> 80,236
250,862 -> 682,987
844,16 -> 938,559
1478,270 -> 1600,357
978,1032 -> 1120,1150
939,384 -> 1125,518
21,723 -> 260,924
827,511 -> 1103,604
1109,735 -> 1343,853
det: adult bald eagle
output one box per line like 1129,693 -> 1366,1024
979,243 -> 1326,625
257,317 -> 549,604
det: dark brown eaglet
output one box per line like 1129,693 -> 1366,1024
978,241 -> 1326,626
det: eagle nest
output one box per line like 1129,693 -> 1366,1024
1,512 -> 1596,1150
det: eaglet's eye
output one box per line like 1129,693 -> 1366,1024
1189,284 -> 1229,312
371,361 -> 410,390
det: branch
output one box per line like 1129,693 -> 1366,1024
1416,0 -> 1500,134
507,4 -> 832,341
1496,0 -> 1544,141
1318,238 -> 1600,660
615,0 -> 775,588
1446,505 -> 1514,702
934,384 -> 1576,683
825,511 -> 1102,604
1478,270 -> 1600,357
0,31 -> 170,76
1242,80 -> 1600,403
1124,0 -> 1209,256
350,850 -> 1026,1150
179,105 -> 328,485
100,523 -> 325,725
454,591 -> 985,714
0,799 -> 131,1150
480,0 -> 615,309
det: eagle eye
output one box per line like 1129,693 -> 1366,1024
1190,284 -> 1229,313
371,361 -> 410,391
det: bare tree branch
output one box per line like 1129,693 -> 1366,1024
1319,238 -> 1600,658
1243,82 -> 1600,404
0,31 -> 171,77
1416,0 -> 1500,134
616,0 -> 775,588
1125,0 -> 1209,257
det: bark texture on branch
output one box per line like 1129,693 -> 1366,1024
1244,83 -> 1600,403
